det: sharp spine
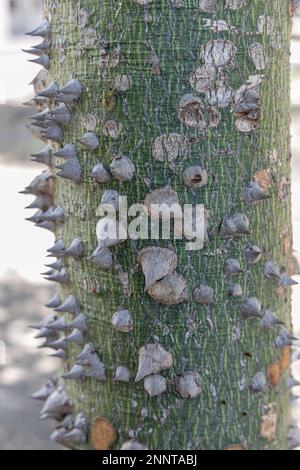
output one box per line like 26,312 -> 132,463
47,338 -> 69,351
26,210 -> 43,223
38,337 -> 58,349
48,104 -> 72,126
26,19 -> 51,38
42,125 -> 64,143
264,260 -> 281,279
41,206 -> 65,223
47,239 -> 66,257
50,349 -> 67,359
260,309 -> 284,328
45,293 -> 61,309
40,386 -> 71,418
35,221 -> 55,232
34,326 -> 54,339
30,108 -> 50,122
275,327 -> 298,348
38,81 -> 59,98
44,269 -> 69,284
77,132 -> 99,150
65,329 -> 85,345
63,428 -> 86,444
64,239 -> 85,258
278,272 -> 298,288
53,143 -> 78,159
21,171 -> 55,197
47,317 -> 70,332
31,145 -> 53,166
55,93 -> 78,105
60,79 -> 82,97
69,314 -> 89,332
25,195 -> 53,211
63,364 -> 85,379
31,377 -> 58,401
56,158 -> 83,183
29,54 -> 50,69
55,295 -> 80,315
22,47 -> 45,57
29,313 -> 57,330
288,376 -> 300,388
33,39 -> 50,51
46,260 -> 64,271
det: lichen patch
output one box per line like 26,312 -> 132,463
254,169 -> 272,191
92,417 -> 117,450
260,404 -> 277,442
153,133 -> 188,163
189,65 -> 216,94
200,40 -> 237,68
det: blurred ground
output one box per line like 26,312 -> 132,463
0,8 -> 300,451
0,276 -> 60,450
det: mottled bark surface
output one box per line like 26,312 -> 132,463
40,0 -> 292,449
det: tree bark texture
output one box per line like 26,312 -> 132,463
32,0 -> 293,450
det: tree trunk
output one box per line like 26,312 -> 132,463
26,0 -> 294,450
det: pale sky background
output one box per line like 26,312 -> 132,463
0,0 -> 51,283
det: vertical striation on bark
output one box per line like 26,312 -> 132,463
30,0 -> 294,449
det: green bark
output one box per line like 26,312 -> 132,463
41,0 -> 292,450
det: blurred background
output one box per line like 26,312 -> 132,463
0,0 -> 299,450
